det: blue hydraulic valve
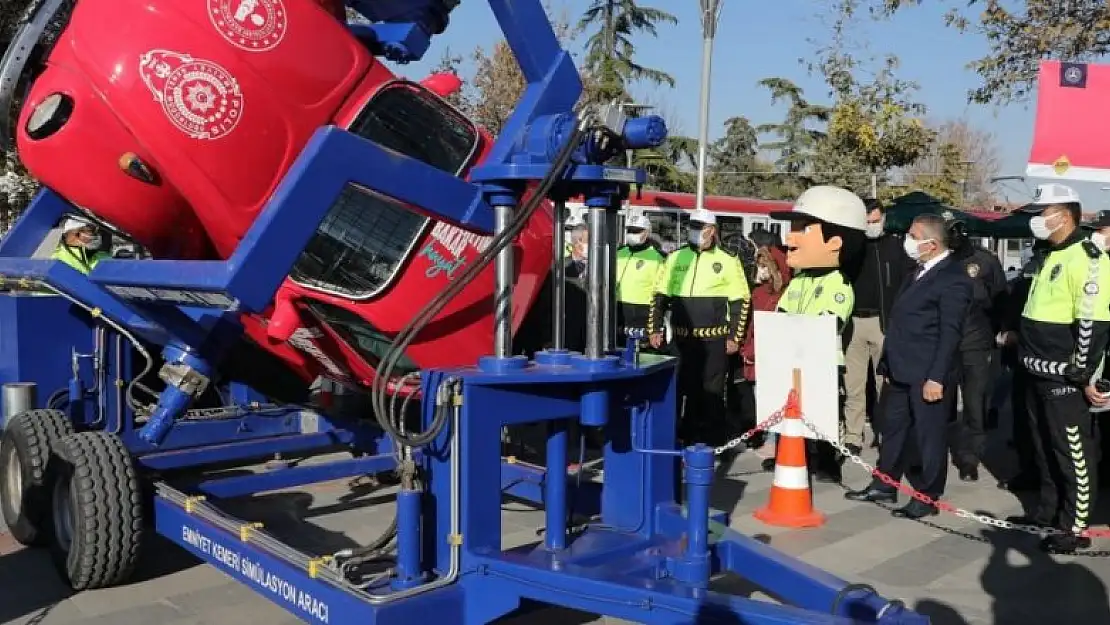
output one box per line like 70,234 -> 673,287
137,344 -> 214,445
346,0 -> 461,62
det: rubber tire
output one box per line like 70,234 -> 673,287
47,431 -> 143,590
0,409 -> 74,546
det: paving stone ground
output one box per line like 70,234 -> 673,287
4,389 -> 1110,625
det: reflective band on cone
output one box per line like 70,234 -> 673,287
754,390 -> 826,528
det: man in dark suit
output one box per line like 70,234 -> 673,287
845,213 -> 972,519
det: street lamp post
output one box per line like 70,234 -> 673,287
960,160 -> 976,207
695,0 -> 723,211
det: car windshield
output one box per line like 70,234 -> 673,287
289,82 -> 480,298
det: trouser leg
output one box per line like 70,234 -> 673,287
1027,380 -> 1061,524
676,339 -> 701,442
842,316 -> 874,447
873,380 -> 911,488
1039,382 -> 1098,535
907,382 -> 952,498
955,349 -> 991,467
1010,367 -> 1039,479
696,338 -> 729,446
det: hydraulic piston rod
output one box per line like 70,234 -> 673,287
493,204 -> 514,359
584,207 -> 607,359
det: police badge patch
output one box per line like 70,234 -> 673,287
834,292 -> 846,304
1085,281 -> 1100,295
966,263 -> 980,278
636,260 -> 645,269
712,262 -> 723,273
1050,264 -> 1063,281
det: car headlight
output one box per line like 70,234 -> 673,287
25,92 -> 74,140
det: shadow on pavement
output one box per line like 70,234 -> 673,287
978,519 -> 1110,625
0,543 -> 72,624
914,599 -> 972,625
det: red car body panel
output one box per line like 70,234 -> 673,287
16,0 -> 554,388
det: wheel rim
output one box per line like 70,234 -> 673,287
52,470 -> 74,552
2,444 -> 22,517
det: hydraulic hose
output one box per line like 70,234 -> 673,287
369,111 -> 592,448
343,112 -> 592,568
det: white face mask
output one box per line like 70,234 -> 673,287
865,220 -> 884,239
756,266 -> 770,282
1093,232 -> 1110,252
625,231 -> 647,246
903,236 -> 932,261
84,236 -> 102,250
688,228 -> 704,247
1029,214 -> 1061,240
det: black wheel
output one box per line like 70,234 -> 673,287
47,431 -> 143,590
0,409 -> 73,545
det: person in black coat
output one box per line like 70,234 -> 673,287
845,213 -> 972,520
945,220 -> 1008,482
841,199 -> 916,455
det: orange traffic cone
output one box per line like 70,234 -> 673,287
753,388 -> 826,528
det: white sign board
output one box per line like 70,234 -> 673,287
754,311 -> 840,444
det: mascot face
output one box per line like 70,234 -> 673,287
785,220 -> 842,269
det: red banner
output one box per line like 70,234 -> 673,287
1027,60 -> 1110,183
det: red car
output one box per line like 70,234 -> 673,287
16,0 -> 554,393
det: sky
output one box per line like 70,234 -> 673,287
392,1 -> 1109,210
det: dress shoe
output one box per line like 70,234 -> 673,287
761,458 -> 775,472
958,466 -> 979,482
891,500 -> 938,520
1041,533 -> 1091,554
844,487 -> 897,504
845,443 -> 863,457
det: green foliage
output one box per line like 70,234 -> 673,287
807,3 -> 934,196
755,78 -> 829,182
578,1 -> 678,103
866,0 -> 1110,105
907,141 -> 964,206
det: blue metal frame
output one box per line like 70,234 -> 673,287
0,0 -> 929,623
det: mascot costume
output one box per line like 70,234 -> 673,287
769,186 -> 867,483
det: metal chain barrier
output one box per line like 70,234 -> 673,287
713,409 -> 785,456
790,417 -> 1110,540
707,402 -> 1110,541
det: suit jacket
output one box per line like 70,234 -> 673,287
879,255 -> 973,386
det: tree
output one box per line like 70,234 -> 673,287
707,116 -> 763,197
0,1 -> 43,230
578,1 -> 677,103
807,2 -> 934,198
429,47 -> 468,111
755,77 -> 830,197
905,141 -> 964,206
902,117 -> 1002,207
868,1 -> 1110,105
466,3 -> 597,136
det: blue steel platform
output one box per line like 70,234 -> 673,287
3,426 -> 1097,625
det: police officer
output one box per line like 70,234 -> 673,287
946,218 -> 1008,482
1016,183 -> 1110,553
52,216 -> 109,275
616,214 -> 666,342
648,209 -> 751,446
